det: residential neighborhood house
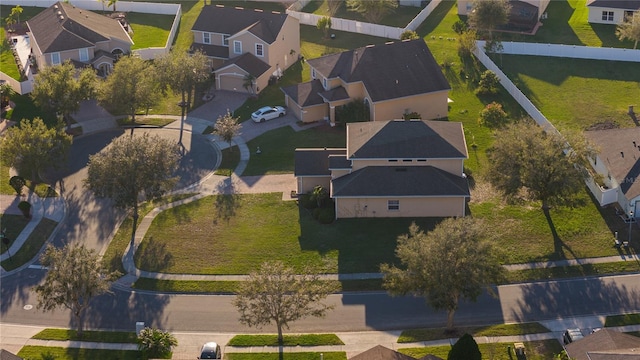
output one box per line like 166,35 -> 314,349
565,328 -> 640,360
585,127 -> 640,219
295,119 -> 470,219
26,1 -> 133,76
190,4 -> 300,94
457,0 -> 551,33
281,39 -> 450,125
349,345 -> 443,360
586,0 -> 640,24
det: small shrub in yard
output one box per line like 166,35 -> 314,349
475,70 -> 501,95
478,102 -> 508,128
9,175 -> 25,195
403,111 -> 422,120
299,193 -> 317,209
137,327 -> 177,358
317,207 -> 335,224
17,200 -> 31,218
448,333 -> 481,360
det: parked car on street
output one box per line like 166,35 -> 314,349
562,328 -> 584,345
251,106 -> 286,123
197,342 -> 221,359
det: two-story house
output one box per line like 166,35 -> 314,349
295,120 -> 470,219
282,39 -> 451,125
26,1 -> 133,76
191,5 -> 300,94
587,0 -> 640,24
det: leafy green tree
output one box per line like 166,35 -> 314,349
213,110 -> 241,151
448,333 -> 481,360
487,121 -> 595,209
35,244 -> 120,337
98,55 -> 159,123
137,328 -> 178,358
108,0 -> 118,11
242,74 -> 256,95
233,261 -> 336,344
476,70 -> 500,95
467,0 -> 511,40
317,16 -> 332,39
616,12 -> 640,49
31,61 -> 97,124
9,175 -> 26,196
155,50 -> 210,145
401,29 -> 420,40
457,29 -> 477,59
478,102 -> 508,128
452,20 -> 469,34
381,219 -> 504,331
0,118 -> 72,183
346,0 -> 398,24
10,5 -> 23,25
85,133 -> 180,246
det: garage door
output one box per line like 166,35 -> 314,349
218,73 -> 246,92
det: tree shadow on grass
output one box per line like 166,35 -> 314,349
543,207 -> 578,261
212,177 -> 241,224
135,236 -> 174,272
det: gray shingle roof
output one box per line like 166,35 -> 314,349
306,39 -> 450,102
281,80 -> 326,107
565,329 -> 640,360
585,127 -> 640,201
328,154 -> 351,170
218,52 -> 271,78
331,165 -> 470,198
190,43 -> 229,59
295,148 -> 347,176
192,5 -> 288,44
26,1 -> 131,54
587,0 -> 640,10
349,345 -> 419,360
347,120 -> 468,160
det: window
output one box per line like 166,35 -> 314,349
311,68 -> 316,79
388,159 -> 398,162
403,159 -> 412,162
388,200 -> 400,211
51,52 -> 61,65
233,40 -> 242,54
223,34 -> 230,46
203,32 -> 211,44
255,43 -> 264,57
79,48 -> 89,62
602,11 -> 614,21
323,77 -> 328,89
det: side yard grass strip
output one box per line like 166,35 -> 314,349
1,219 -> 57,271
605,313 -> 640,327
398,322 -> 550,343
32,328 -> 137,343
17,346 -> 143,360
398,339 -> 563,360
226,353 -> 346,360
228,334 -> 344,346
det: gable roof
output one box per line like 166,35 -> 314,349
585,127 -> 640,201
332,165 -> 470,198
587,0 -> 640,10
0,349 -> 23,360
26,1 -> 131,54
565,329 -> 640,360
295,148 -> 347,176
347,120 -> 468,160
281,80 -> 326,107
349,345 -> 419,360
192,5 -> 288,44
306,39 -> 450,102
217,52 -> 271,77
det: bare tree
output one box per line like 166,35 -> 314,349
233,261 -> 336,343
35,244 -> 120,337
213,110 -> 241,151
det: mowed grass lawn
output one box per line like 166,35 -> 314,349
134,192 -> 442,274
301,0 -> 422,27
399,339 -> 563,360
127,12 -> 175,49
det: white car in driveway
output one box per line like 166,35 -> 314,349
197,342 -> 221,359
251,106 -> 286,123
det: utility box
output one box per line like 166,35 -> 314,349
136,321 -> 145,336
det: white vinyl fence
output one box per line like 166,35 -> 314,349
495,41 -> 640,62
406,0 -> 444,31
287,10 -> 404,39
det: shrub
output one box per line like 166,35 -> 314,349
312,207 -> 321,220
335,99 -> 370,125
299,193 -> 317,209
478,102 -> 508,128
457,30 -> 477,59
403,111 -> 421,120
18,201 -> 31,218
452,20 -> 469,34
475,70 -> 500,95
9,175 -> 26,196
317,207 -> 335,224
401,29 -> 419,40
448,333 -> 481,360
137,327 -> 177,358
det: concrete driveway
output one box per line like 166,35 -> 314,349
187,90 -> 251,122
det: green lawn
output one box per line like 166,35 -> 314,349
134,192 -> 442,274
605,313 -> 640,327
17,346 -> 143,360
301,0 -> 422,27
127,12 -> 174,49
0,214 -> 30,254
227,353 -> 346,360
32,328 -> 137,343
1,219 -> 57,271
399,339 -> 564,360
244,125 -> 345,176
215,146 -> 241,176
228,334 -> 344,346
398,323 -> 550,343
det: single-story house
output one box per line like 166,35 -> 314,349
587,0 -> 640,24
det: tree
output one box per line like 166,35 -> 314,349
242,74 -> 256,95
346,0 -> 398,24
467,0 -> 511,40
326,0 -> 342,16
457,29 -> 477,59
317,16 -> 332,39
311,185 -> 328,207
35,243 -> 120,337
155,50 -> 210,145
233,261 -> 335,344
448,333 -> 481,360
452,20 -> 469,34
85,133 -> 180,246
213,110 -> 241,151
98,55 -> 159,123
616,12 -> 640,49
9,175 -> 25,196
478,102 -> 508,128
400,29 -> 420,40
381,219 -> 504,331
0,118 -> 72,183
108,0 -> 118,11
1,81 -> 15,108
487,121 -> 595,209
10,5 -> 23,26
137,327 -> 178,358
31,61 -> 97,124
475,70 -> 500,95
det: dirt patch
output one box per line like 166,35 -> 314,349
586,121 -> 619,131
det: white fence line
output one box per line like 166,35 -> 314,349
406,0 -> 444,31
287,10 -> 404,39
494,41 -> 640,62
0,0 -> 180,14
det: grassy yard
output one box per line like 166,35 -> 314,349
0,214 -> 30,254
215,146 -> 241,176
227,353 -> 346,360
32,328 -> 137,343
228,334 -> 344,346
605,313 -> 640,327
301,0 -> 422,27
127,12 -> 174,50
17,346 -> 143,360
1,219 -> 57,271
398,322 -> 550,343
399,339 -> 564,360
134,192 -> 441,274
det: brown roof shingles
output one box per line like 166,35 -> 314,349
587,0 -> 640,10
294,148 -> 346,177
566,329 -> 640,360
192,5 -> 287,44
281,80 -> 326,107
219,52 -> 271,78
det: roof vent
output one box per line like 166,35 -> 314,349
59,15 -> 64,20
54,4 -> 58,9
254,8 -> 263,12
621,151 -> 625,158
57,11 -> 62,16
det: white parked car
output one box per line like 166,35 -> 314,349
197,342 -> 221,359
251,106 -> 286,123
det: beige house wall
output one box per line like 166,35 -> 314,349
229,32 -> 268,61
285,95 -> 327,123
297,176 -> 331,194
372,91 -> 449,121
216,64 -> 269,93
350,158 -> 464,175
588,6 -> 636,24
267,16 -> 300,71
335,197 -> 466,218
330,169 -> 350,179
192,30 -> 227,47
